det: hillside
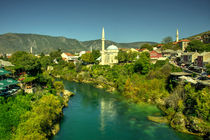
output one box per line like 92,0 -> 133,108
0,33 -> 156,54
187,30 -> 210,40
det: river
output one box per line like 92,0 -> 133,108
53,80 -> 200,140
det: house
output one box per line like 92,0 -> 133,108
162,49 -> 175,58
178,39 -> 190,51
128,48 -> 138,53
61,52 -> 79,62
138,48 -> 149,53
150,50 -> 162,59
150,50 -> 164,64
181,52 -> 199,65
196,52 -> 210,67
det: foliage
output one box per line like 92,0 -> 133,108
184,84 -> 210,120
92,50 -> 101,62
39,56 -> 52,70
162,36 -> 173,44
53,81 -> 64,94
81,53 -> 94,64
185,40 -> 210,53
10,51 -> 41,76
161,43 -> 179,51
141,43 -> 153,51
0,94 -> 32,140
14,94 -> 63,139
133,52 -> 150,74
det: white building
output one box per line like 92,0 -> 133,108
61,52 -> 79,62
100,28 -> 119,65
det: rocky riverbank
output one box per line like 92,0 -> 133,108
51,89 -> 74,136
55,74 -> 208,139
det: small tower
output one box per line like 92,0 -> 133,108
30,46 -> 33,54
176,29 -> 179,42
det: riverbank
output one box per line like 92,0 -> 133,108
53,80 -> 199,140
55,72 -> 209,139
51,89 -> 74,136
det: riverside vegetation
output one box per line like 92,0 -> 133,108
0,51 -> 74,140
0,50 -> 209,139
50,50 -> 210,139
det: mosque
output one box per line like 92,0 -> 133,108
100,28 -> 119,65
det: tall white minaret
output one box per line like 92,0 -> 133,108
101,27 -> 105,65
102,27 -> 105,51
176,29 -> 179,42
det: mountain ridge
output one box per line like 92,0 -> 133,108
0,33 -> 156,54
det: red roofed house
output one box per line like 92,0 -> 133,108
178,39 -> 190,51
150,50 -> 162,59
61,52 -> 79,62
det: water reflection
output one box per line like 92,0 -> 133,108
99,98 -> 116,132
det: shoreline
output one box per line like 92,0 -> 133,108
58,77 -> 207,138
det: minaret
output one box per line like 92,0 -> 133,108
102,27 -> 105,51
176,29 -> 179,42
101,27 -> 105,65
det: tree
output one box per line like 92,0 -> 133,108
81,53 -> 94,64
92,50 -> 101,62
162,36 -> 173,44
39,56 -> 52,70
134,52 -> 150,74
141,43 -> 153,51
186,40 -> 210,53
117,50 -> 127,63
10,51 -> 41,76
53,81 -> 64,94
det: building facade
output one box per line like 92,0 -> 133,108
100,28 -> 119,65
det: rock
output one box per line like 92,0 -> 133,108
170,112 -> 188,132
187,116 -> 210,135
51,123 -> 60,135
147,116 -> 168,123
63,90 -> 74,107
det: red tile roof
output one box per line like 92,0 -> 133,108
150,50 -> 162,58
64,52 -> 74,56
179,39 -> 190,42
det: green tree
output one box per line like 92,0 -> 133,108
92,50 -> 101,62
53,81 -> 64,94
117,50 -> 128,63
81,53 -> 94,64
162,36 -> 173,44
10,51 -> 41,76
186,40 -> 210,53
141,43 -> 153,51
134,52 -> 150,74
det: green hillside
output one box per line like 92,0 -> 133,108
0,33 -> 156,54
187,30 -> 210,40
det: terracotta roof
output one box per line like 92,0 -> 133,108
157,44 -> 163,47
64,53 -> 74,56
179,39 -> 190,42
86,51 -> 91,53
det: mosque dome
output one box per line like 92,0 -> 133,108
107,45 -> 118,50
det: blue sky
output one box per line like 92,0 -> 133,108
0,0 -> 209,43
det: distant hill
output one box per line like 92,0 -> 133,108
0,33 -> 156,54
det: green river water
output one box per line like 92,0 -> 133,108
53,80 -> 201,140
